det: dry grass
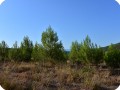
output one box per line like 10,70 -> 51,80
0,61 -> 119,90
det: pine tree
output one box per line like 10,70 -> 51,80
20,36 -> 33,61
104,44 -> 120,68
69,41 -> 81,62
0,41 -> 9,61
41,26 -> 65,61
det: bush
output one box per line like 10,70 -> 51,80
104,44 -> 120,68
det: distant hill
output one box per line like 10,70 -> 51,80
102,43 -> 120,51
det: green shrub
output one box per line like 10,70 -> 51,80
104,44 -> 120,68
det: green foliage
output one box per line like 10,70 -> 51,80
32,42 -> 45,61
41,26 -> 65,61
90,48 -> 104,65
104,44 -> 120,68
69,36 -> 103,65
0,41 -> 9,61
64,50 -> 69,60
80,36 -> 103,65
20,36 -> 33,62
79,35 -> 94,63
69,41 -> 81,62
8,41 -> 21,61
1,27 -> 120,68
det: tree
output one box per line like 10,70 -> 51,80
32,42 -> 45,61
90,47 -> 104,65
20,36 -> 33,61
41,26 -> 65,61
69,41 -> 81,62
8,41 -> 21,61
104,44 -> 120,68
0,41 -> 9,61
79,36 -> 93,64
79,36 -> 103,65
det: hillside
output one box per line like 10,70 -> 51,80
102,43 -> 120,51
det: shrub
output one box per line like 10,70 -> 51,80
104,44 -> 120,68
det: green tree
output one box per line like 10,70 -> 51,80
69,41 -> 81,62
0,41 -> 9,61
41,26 -> 65,61
20,36 -> 33,61
90,47 -> 104,65
104,44 -> 120,68
8,41 -> 21,61
79,36 -> 103,65
79,36 -> 93,64
32,42 -> 45,61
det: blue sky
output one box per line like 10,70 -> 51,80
0,0 -> 120,49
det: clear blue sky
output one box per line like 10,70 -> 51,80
0,0 -> 120,49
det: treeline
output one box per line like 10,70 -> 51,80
69,36 -> 104,65
69,36 -> 120,68
0,26 -> 120,68
0,26 -> 66,62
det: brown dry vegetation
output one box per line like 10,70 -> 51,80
0,61 -> 119,90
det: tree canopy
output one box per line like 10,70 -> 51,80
41,26 -> 65,61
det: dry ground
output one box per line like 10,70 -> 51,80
0,61 -> 119,90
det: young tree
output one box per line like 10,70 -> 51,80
79,36 -> 93,64
8,41 -> 21,61
104,44 -> 120,68
41,26 -> 65,61
90,47 -> 104,65
0,41 -> 9,61
32,42 -> 45,61
20,36 -> 33,62
69,41 -> 81,62
79,36 -> 103,65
